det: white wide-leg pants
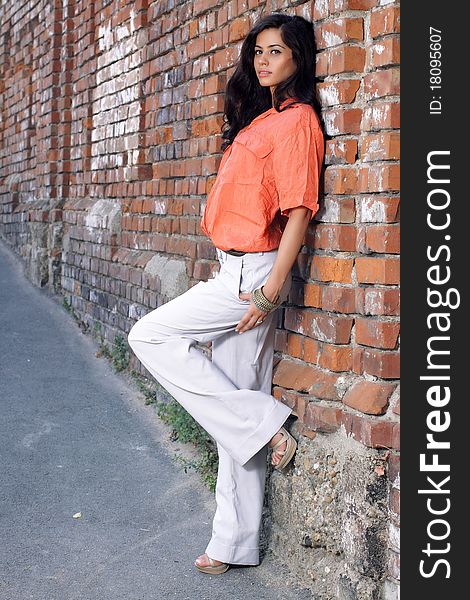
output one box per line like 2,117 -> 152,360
128,247 -> 293,565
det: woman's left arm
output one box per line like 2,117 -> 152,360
235,205 -> 312,333
262,206 -> 312,302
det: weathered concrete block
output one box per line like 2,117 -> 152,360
144,254 -> 189,301
266,426 -> 391,599
383,578 -> 400,600
85,199 -> 122,234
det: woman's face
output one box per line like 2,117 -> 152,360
253,28 -> 297,95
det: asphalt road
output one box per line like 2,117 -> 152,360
0,242 -> 313,600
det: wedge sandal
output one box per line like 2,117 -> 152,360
194,554 -> 230,574
271,427 -> 297,470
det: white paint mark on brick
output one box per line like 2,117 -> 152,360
322,30 -> 343,48
301,3 -> 311,18
154,200 -> 167,215
389,522 -> 400,552
98,21 -> 113,52
370,105 -> 387,125
310,319 -> 326,342
317,199 -> 341,223
364,290 -> 381,314
319,85 -> 340,107
360,198 -> 386,222
383,579 -> 400,600
324,112 -> 340,136
130,9 -> 136,35
115,24 -> 130,42
374,44 -> 385,55
334,376 -> 352,398
377,168 -> 384,191
365,138 -> 381,156
316,0 -> 329,18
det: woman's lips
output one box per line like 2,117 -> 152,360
258,71 -> 271,77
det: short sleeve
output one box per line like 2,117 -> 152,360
272,116 -> 324,218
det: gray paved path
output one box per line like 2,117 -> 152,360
0,242 -> 313,600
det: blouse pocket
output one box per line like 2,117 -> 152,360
221,131 -> 273,188
234,131 -> 273,159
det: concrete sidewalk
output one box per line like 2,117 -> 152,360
0,242 -> 312,600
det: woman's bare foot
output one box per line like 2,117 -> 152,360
268,430 -> 287,466
194,553 -> 224,567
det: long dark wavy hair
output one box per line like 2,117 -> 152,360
220,13 -> 323,151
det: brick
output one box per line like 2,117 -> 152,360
318,344 -> 353,371
362,101 -> 400,131
329,45 -> 366,75
392,423 -> 400,451
316,197 -> 356,223
324,107 -> 363,135
316,18 -> 364,50
370,6 -> 400,38
324,166 -> 359,194
275,360 -> 345,400
193,260 -> 217,281
368,36 -> 400,68
285,308 -> 354,343
228,16 -> 250,42
274,328 -> 288,352
356,257 -> 400,284
356,318 -> 400,349
359,164 -> 400,193
343,413 -> 395,448
325,139 -> 358,165
310,224 -> 357,251
330,0 -> 377,10
297,424 -> 318,440
304,283 -> 323,308
363,288 -> 400,316
304,403 -> 343,433
272,387 -> 308,419
303,337 -> 321,364
287,333 -> 303,359
388,453 -> 400,483
322,286 -> 358,313
204,73 -> 226,95
311,369 -> 345,400
318,79 -> 361,106
343,380 -> 396,415
363,348 -> 400,378
361,132 -> 400,162
311,256 -> 354,283
187,36 -> 205,59
358,196 -> 400,223
273,359 -> 320,392
388,547 -> 400,582
392,394 -> 400,416
364,224 -> 400,254
316,50 -> 329,77
364,68 -> 400,100
313,0 -> 330,20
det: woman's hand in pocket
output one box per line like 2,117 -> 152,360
235,293 -> 269,333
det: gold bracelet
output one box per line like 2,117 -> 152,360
252,286 -> 282,312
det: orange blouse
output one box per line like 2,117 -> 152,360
200,98 -> 324,252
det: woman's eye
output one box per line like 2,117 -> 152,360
255,49 -> 281,56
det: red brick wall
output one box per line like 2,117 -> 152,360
0,0 -> 400,595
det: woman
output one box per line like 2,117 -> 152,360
128,13 -> 324,575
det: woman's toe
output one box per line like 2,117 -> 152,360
195,553 -> 223,567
